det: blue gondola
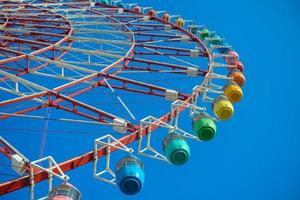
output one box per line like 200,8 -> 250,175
116,156 -> 145,195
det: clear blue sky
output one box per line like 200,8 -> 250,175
1,0 -> 300,200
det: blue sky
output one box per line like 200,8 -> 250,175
1,0 -> 300,200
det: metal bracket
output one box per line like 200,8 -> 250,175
165,89 -> 179,101
187,67 -> 198,77
89,1 -> 95,8
0,136 -> 29,175
126,3 -> 138,9
202,86 -> 223,102
141,6 -> 152,14
138,116 -> 199,162
193,73 -> 226,103
93,134 -> 133,185
210,44 -> 232,52
112,118 -> 128,133
164,24 -> 172,31
192,84 -> 220,103
117,8 -> 124,14
212,52 -> 238,59
29,156 -> 69,200
206,71 -> 231,80
138,116 -> 170,162
212,62 -> 239,70
170,100 -> 206,127
190,49 -> 200,57
142,16 -> 150,22
204,36 -> 225,43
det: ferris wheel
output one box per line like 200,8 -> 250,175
0,0 -> 246,199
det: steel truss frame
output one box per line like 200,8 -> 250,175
0,0 -> 213,195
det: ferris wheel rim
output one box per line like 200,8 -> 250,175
0,1 -> 222,196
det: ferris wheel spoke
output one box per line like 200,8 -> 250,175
68,36 -> 131,46
59,60 -> 109,67
3,12 -> 60,18
73,27 -> 131,36
71,29 -> 131,51
119,68 -> 201,76
136,46 -> 206,70
134,45 -> 207,57
2,17 -> 69,26
0,36 -> 51,47
135,43 -> 205,54
134,32 -> 186,39
3,28 -> 68,39
0,86 -> 46,104
108,14 -> 144,20
127,25 -> 165,32
30,55 -> 98,74
130,27 -> 166,32
143,36 -> 192,44
61,51 -> 115,67
30,71 -> 86,82
125,57 -> 206,75
54,46 -> 123,59
100,73 -> 190,100
72,21 -> 124,26
0,71 -> 49,106
0,69 -> 49,92
103,78 -> 136,120
5,21 -> 71,31
56,50 -> 119,66
125,17 -> 148,24
129,23 -> 165,28
23,2 -> 91,7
